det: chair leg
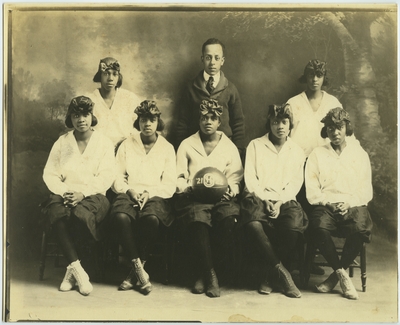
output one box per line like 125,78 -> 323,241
360,242 -> 367,292
167,224 -> 179,284
297,235 -> 305,288
54,248 -> 60,267
94,241 -> 105,282
39,230 -> 47,281
349,265 -> 354,277
303,242 -> 316,288
163,231 -> 170,285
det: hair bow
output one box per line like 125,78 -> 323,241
134,100 -> 161,116
267,103 -> 293,120
68,96 -> 94,114
199,99 -> 223,117
99,60 -> 120,72
304,59 -> 327,76
321,107 -> 351,125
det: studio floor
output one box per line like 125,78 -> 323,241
6,227 -> 398,323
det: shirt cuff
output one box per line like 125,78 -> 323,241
81,191 -> 90,198
177,178 -> 189,194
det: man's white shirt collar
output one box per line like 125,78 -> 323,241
203,71 -> 220,87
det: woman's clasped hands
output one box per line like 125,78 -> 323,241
265,200 -> 283,219
63,191 -> 85,208
127,189 -> 149,210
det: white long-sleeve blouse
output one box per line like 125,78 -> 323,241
176,131 -> 243,195
112,132 -> 176,199
287,91 -> 343,157
245,134 -> 306,203
305,140 -> 373,207
43,130 -> 116,197
90,88 -> 141,146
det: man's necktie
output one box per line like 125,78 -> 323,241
206,76 -> 215,94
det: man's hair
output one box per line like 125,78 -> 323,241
202,38 -> 225,55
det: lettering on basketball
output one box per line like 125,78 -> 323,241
203,173 -> 215,188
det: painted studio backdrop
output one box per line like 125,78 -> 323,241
7,7 -> 397,275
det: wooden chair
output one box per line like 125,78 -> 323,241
39,224 -> 107,282
303,238 -> 367,292
39,193 -> 114,282
39,225 -> 64,281
148,224 -> 175,285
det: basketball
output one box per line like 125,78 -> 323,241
192,167 -> 228,203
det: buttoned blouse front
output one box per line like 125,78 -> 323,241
112,132 -> 176,199
305,140 -> 373,207
176,131 -> 243,195
43,130 -> 116,197
245,134 -> 305,203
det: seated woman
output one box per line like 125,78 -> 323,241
239,103 -> 307,298
286,59 -> 359,275
305,107 -> 373,300
42,96 -> 115,296
175,99 -> 243,298
111,100 -> 176,295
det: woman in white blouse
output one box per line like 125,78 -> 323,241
175,99 -> 243,298
90,57 -> 141,148
286,60 -> 357,276
42,96 -> 115,296
239,103 -> 307,298
305,107 -> 373,300
286,59 -> 343,157
111,100 -> 176,295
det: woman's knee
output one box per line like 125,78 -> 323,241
218,216 -> 236,231
113,212 -> 131,226
140,214 -> 159,227
244,220 -> 264,235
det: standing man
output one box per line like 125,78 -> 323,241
176,38 -> 246,155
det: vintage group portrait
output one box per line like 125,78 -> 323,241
3,3 -> 398,323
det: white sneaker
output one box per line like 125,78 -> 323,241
59,266 -> 76,291
336,268 -> 358,300
69,260 -> 93,296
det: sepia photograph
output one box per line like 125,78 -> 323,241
3,3 -> 398,322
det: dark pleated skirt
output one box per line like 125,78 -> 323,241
110,193 -> 174,227
309,205 -> 373,242
174,192 -> 240,228
238,192 -> 308,233
40,193 -> 110,241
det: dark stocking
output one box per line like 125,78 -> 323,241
340,233 -> 364,270
313,228 -> 341,270
213,216 -> 236,262
137,214 -> 160,261
113,213 -> 139,261
244,221 -> 280,267
275,229 -> 299,269
54,218 -> 78,263
188,222 -> 214,273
